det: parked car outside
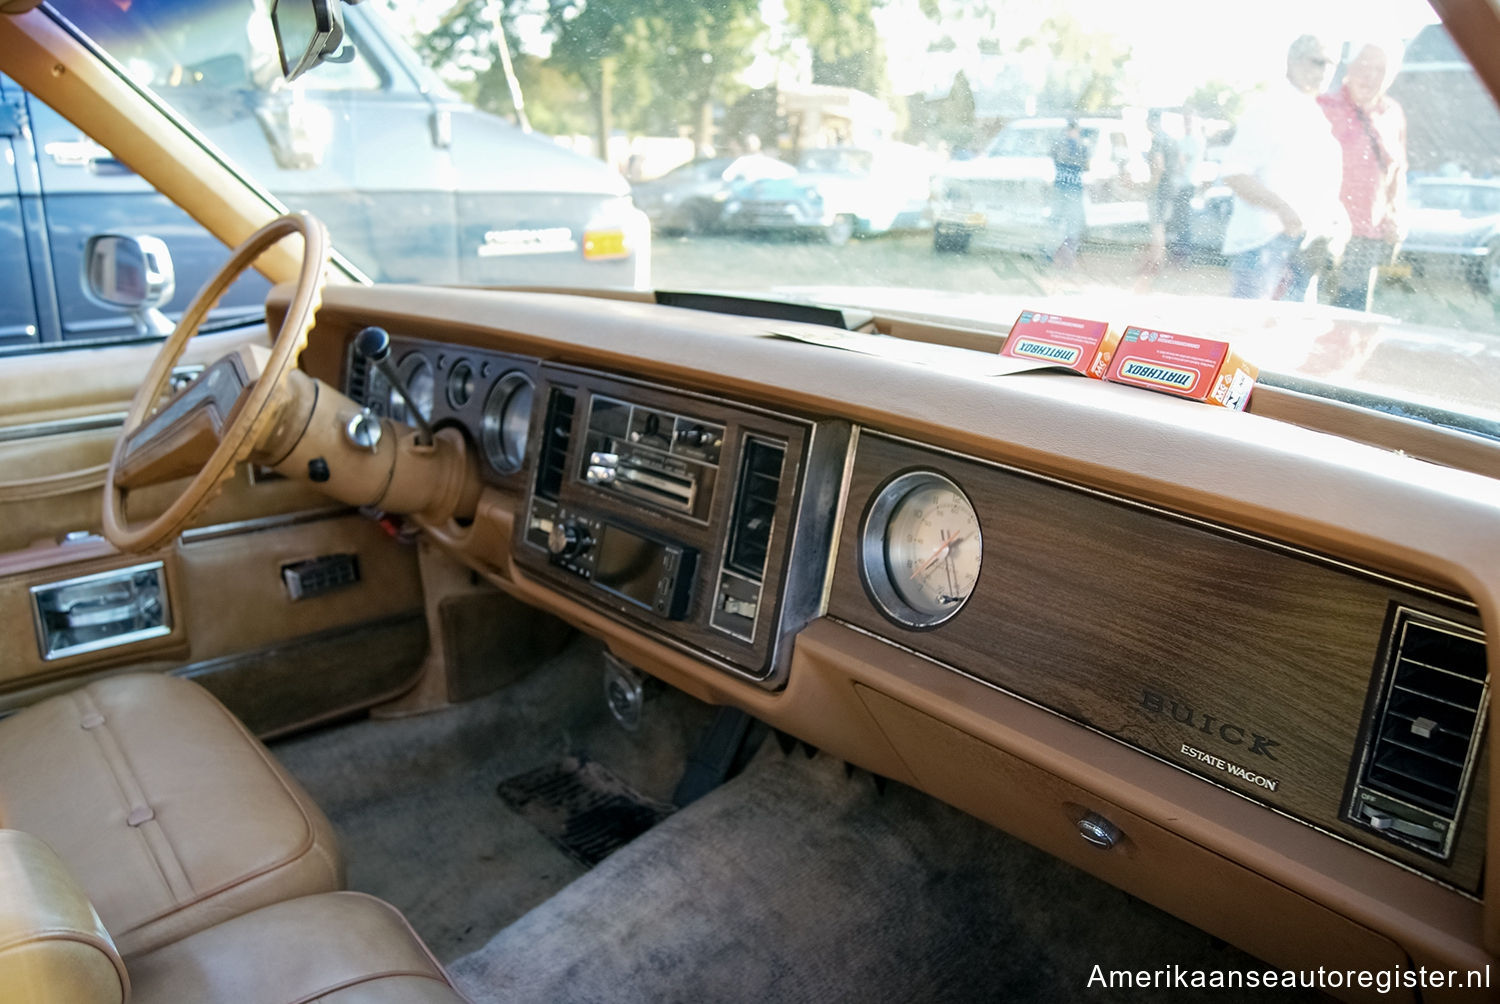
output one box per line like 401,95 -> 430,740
930,116 -> 1153,256
722,143 -> 939,245
631,155 -> 795,235
1398,176 -> 1500,296
0,72 -> 271,351
2,0 -> 648,352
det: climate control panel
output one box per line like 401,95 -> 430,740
512,364 -> 849,687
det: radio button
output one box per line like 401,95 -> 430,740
547,520 -> 593,559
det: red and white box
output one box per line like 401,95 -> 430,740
1104,326 -> 1258,410
1000,310 -> 1121,379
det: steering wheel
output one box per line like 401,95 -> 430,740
103,211 -> 330,553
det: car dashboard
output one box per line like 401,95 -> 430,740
287,281 -> 1499,996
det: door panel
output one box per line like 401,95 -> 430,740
0,325 -> 426,729
0,327 -> 316,551
0,515 -> 426,737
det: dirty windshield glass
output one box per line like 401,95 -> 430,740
49,0 -> 1500,433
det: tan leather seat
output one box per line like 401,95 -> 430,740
0,830 -> 130,1004
0,830 -> 466,1004
128,892 -> 466,1004
0,673 -> 343,956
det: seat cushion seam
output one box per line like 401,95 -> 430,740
116,681 -> 332,934
288,970 -> 455,1004
79,685 -> 196,904
68,688 -> 186,919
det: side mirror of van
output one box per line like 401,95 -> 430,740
82,234 -> 175,338
270,0 -> 347,83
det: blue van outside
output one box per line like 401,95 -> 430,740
1,1 -> 649,353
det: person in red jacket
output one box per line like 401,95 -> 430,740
1320,41 -> 1408,311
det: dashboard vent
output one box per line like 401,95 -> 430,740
725,437 -> 785,581
1349,609 -> 1488,858
535,388 -> 576,501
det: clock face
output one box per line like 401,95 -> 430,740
861,471 -> 982,629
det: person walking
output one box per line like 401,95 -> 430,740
1168,108 -> 1205,261
1051,119 -> 1090,268
1320,41 -> 1408,311
1144,108 -> 1182,273
1220,35 -> 1349,300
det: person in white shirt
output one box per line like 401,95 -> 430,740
1220,35 -> 1350,299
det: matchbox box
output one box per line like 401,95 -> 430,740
1104,326 -> 1258,410
1000,310 -> 1121,378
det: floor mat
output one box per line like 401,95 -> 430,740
498,757 -> 676,867
454,750 -> 1328,1004
270,635 -> 720,963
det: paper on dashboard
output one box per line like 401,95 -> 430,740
764,328 -> 1056,378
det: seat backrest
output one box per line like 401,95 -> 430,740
0,829 -> 129,1004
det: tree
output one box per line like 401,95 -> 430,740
545,0 -> 655,159
404,1 -> 594,135
784,0 -> 888,96
397,0 -> 767,157
641,0 -> 764,152
936,70 -> 976,150
1186,80 -> 1253,124
1021,15 -> 1131,113
546,0 -> 766,157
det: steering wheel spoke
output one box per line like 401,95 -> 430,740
116,346 -> 270,490
104,212 -> 329,552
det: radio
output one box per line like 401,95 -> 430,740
532,503 -> 696,620
580,395 -> 723,519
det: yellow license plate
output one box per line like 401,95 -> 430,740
582,229 -> 629,261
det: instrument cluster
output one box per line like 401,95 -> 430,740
350,338 -> 541,484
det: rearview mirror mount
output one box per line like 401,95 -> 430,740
270,0 -> 347,83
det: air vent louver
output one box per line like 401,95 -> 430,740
725,437 -> 785,581
536,388 -> 576,501
346,352 -> 370,407
1350,609 -> 1487,859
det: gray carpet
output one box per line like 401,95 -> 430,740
273,634 -> 1323,1001
271,635 -> 716,962
450,750 -> 1326,1004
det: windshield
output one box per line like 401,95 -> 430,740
45,0 -> 1500,437
800,148 -> 874,174
1409,182 -> 1500,215
668,159 -> 732,183
988,127 -> 1071,158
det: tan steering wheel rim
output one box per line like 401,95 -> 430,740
103,211 -> 330,553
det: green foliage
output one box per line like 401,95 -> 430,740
631,0 -> 764,140
397,0 -> 765,151
1021,14 -> 1132,113
784,0 -> 888,95
401,0 -> 590,134
1185,80 -> 1253,123
936,70 -> 976,148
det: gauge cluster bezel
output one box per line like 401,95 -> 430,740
345,336 -> 543,490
